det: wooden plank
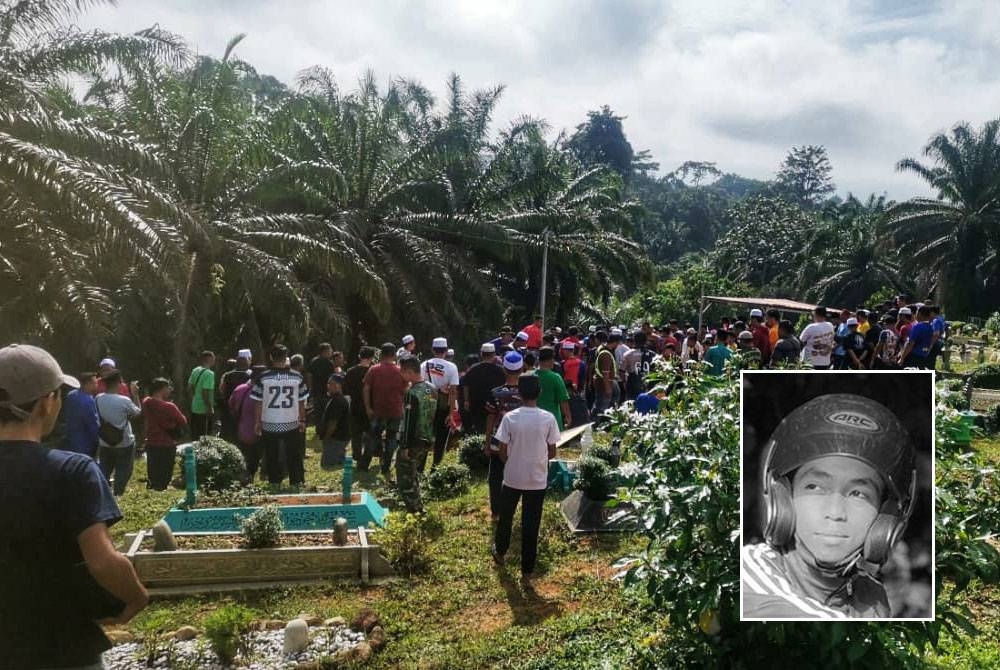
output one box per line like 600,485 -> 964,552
556,423 -> 591,449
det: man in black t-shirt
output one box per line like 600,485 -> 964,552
0,344 -> 148,669
320,373 -> 351,469
218,348 -> 252,442
307,343 -> 336,427
461,343 -> 506,434
342,346 -> 375,461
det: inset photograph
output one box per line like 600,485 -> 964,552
740,371 -> 934,621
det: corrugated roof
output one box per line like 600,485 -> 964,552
703,296 -> 842,314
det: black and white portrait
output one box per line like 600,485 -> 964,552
740,370 -> 934,621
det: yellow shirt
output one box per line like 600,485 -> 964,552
859,322 -> 871,335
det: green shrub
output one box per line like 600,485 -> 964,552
969,363 -> 1000,390
588,442 -> 617,467
457,434 -> 489,473
134,609 -> 176,668
609,367 -> 1000,669
203,604 -> 256,665
985,312 -> 1000,338
377,511 -> 445,577
188,436 -> 246,491
425,463 -> 472,500
573,456 -> 617,501
239,504 -> 283,548
982,404 -> 1000,434
199,484 -> 269,509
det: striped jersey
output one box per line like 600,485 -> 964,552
250,369 -> 309,433
741,543 -> 889,619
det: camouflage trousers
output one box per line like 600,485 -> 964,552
396,440 -> 430,513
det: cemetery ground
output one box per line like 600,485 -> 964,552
106,431 -> 1000,669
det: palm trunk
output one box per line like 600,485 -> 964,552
173,251 -> 208,408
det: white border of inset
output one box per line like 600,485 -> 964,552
738,369 -> 936,622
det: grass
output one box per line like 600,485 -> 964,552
112,433 -> 646,669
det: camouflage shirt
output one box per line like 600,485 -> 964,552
399,381 -> 437,447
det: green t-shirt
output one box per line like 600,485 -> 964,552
704,344 -> 733,376
187,366 -> 216,414
536,368 -> 570,431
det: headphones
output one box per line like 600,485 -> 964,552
761,439 -> 916,569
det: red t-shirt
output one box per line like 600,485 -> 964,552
898,322 -> 912,344
562,357 -> 583,391
363,362 -> 407,419
522,323 -> 543,350
753,324 -> 772,362
142,396 -> 187,448
96,380 -> 130,396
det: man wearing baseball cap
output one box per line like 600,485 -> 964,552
461,343 -> 505,434
483,351 -> 526,521
420,337 -> 460,472
0,344 -> 148,667
742,394 -> 916,619
397,334 -> 417,361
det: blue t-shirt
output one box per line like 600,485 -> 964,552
635,392 -> 660,415
932,316 -> 946,337
0,441 -> 122,667
62,389 -> 100,457
908,321 -> 935,358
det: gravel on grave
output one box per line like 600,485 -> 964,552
102,625 -> 366,669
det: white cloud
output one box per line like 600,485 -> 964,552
76,0 -> 1000,200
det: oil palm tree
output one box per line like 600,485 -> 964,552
888,120 -> 1000,317
0,0 -> 188,357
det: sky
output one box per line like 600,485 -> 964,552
77,0 -> 1000,200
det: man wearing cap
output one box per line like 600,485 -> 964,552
680,328 -> 704,363
484,351 -> 526,521
896,307 -> 914,350
489,327 -> 513,353
396,357 -> 437,513
363,344 -> 407,477
873,315 -> 900,369
397,334 -> 417,360
461,343 -> 506,434
94,358 -> 129,396
560,340 -> 590,427
61,372 -> 101,457
736,330 -> 762,369
319,372 -> 350,469
187,350 -> 216,440
513,330 -> 530,353
218,349 -> 252,443
898,305 -> 934,369
421,337 -> 461,472
307,343 -> 337,427
0,344 -> 148,667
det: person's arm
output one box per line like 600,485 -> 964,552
363,380 -> 374,418
547,415 -> 559,460
498,441 -> 509,463
78,522 -> 148,624
898,339 -> 915,364
253,398 -> 263,436
599,353 -> 613,394
128,381 -> 141,407
298,398 -> 307,432
483,407 -> 497,455
560,400 -> 572,429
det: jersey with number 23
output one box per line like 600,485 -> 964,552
251,369 -> 309,433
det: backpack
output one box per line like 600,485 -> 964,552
96,395 -> 125,446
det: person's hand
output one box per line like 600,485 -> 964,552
399,448 -> 410,460
298,420 -> 306,433
463,401 -> 470,412
129,381 -> 139,394
366,408 -> 374,419
99,594 -> 148,626
564,420 -> 572,429
254,422 -> 262,437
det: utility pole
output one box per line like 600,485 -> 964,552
539,228 -> 551,333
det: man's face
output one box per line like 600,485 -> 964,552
327,380 -> 340,395
333,353 -> 345,367
792,455 -> 882,566
82,377 -> 99,396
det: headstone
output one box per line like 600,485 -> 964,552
324,616 -> 347,627
173,625 -> 197,641
283,618 -> 309,654
151,520 -> 177,551
184,444 -> 197,507
368,625 -> 387,651
333,517 -> 349,546
342,456 -> 353,502
560,490 -> 638,533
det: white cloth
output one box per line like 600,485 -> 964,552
421,357 -> 460,390
495,406 -> 559,491
95,393 -> 141,447
799,322 -> 836,367
251,369 -> 309,432
680,339 -> 704,362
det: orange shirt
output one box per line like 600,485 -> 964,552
769,324 -> 779,349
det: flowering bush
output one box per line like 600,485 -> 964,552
189,436 -> 246,491
609,363 -> 1000,669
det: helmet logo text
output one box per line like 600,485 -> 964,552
826,411 -> 879,432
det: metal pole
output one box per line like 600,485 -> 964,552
540,228 -> 550,332
697,291 -> 705,339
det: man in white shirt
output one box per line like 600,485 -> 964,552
421,337 -> 460,472
252,345 -> 310,487
491,375 -> 559,582
95,369 -> 142,496
799,306 -> 836,370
